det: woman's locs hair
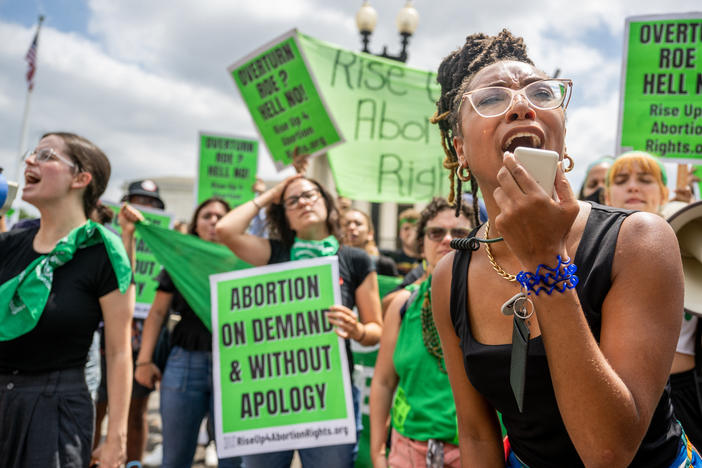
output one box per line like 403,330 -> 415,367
432,29 -> 533,226
42,132 -> 111,217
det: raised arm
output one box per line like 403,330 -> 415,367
117,203 -> 144,268
215,174 -> 301,266
495,157 -> 683,466
369,289 -> 408,468
432,254 -> 505,467
93,285 -> 135,468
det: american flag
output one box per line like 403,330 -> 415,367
25,30 -> 39,91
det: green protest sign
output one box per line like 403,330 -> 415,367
618,14 -> 702,163
102,201 -> 174,318
197,132 -> 259,207
228,30 -> 343,170
211,257 -> 355,457
298,33 -> 446,203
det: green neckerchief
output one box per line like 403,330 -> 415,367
0,220 -> 132,341
290,235 -> 339,260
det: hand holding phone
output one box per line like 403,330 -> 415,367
513,147 -> 559,197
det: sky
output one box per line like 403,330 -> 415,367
0,0 -> 700,213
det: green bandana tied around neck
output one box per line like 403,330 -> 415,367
290,236 -> 339,260
0,220 -> 132,341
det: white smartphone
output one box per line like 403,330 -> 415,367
513,146 -> 559,196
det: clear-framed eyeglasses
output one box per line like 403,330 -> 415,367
22,147 -> 77,169
461,79 -> 573,118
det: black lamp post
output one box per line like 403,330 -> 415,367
355,1 -> 419,63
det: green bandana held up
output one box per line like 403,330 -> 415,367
0,220 -> 132,341
290,235 -> 339,260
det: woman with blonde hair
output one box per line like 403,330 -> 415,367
604,150 -> 702,449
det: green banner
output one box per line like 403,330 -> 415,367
298,33 -> 446,203
103,201 -> 174,319
197,132 -> 259,207
211,257 -> 355,457
134,221 -> 251,330
618,14 -> 702,163
228,30 -> 343,169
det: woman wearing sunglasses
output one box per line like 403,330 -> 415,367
431,30 -> 696,467
0,133 -> 133,468
216,174 -> 383,468
369,197 -> 472,468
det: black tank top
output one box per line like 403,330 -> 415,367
450,203 -> 681,467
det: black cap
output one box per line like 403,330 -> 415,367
121,179 -> 165,209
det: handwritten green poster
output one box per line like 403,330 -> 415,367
102,201 -> 174,318
618,14 -> 702,163
228,30 -> 343,170
211,257 -> 355,457
298,32 -> 446,203
197,132 -> 259,207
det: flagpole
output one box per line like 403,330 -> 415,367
11,15 -> 44,225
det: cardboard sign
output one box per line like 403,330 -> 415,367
102,201 -> 174,319
617,14 -> 702,163
196,132 -> 259,207
228,30 -> 344,170
211,257 -> 355,457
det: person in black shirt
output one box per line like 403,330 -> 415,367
431,30 -> 694,467
216,174 -> 382,468
380,208 -> 421,276
342,208 -> 398,277
0,132 -> 133,468
123,197 -> 241,468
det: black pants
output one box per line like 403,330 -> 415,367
671,368 -> 702,450
0,367 -> 94,468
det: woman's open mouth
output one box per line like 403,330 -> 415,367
24,172 -> 40,186
502,132 -> 543,154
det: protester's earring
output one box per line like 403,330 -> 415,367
562,153 -> 574,173
456,165 -> 471,182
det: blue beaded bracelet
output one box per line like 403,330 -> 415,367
516,255 -> 579,296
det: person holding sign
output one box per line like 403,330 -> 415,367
216,174 -> 383,468
370,197 -> 473,468
603,151 -> 702,450
430,30 -> 699,467
120,197 -> 242,468
0,132 -> 134,468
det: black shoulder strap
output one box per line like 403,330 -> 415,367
399,288 -> 421,322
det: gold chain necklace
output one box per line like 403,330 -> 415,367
484,221 -> 516,282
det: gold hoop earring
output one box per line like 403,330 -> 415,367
562,154 -> 574,173
456,165 -> 471,182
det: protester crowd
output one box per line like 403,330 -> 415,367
2,28 -> 702,468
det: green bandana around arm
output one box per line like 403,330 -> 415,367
0,220 -> 132,341
290,235 -> 339,260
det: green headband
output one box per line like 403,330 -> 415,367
607,151 -> 668,186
